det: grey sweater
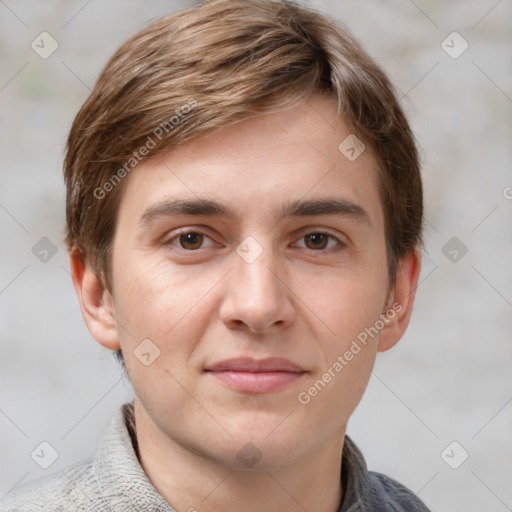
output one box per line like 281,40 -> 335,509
1,402 -> 431,511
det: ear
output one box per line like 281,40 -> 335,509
377,246 -> 421,352
69,247 -> 121,350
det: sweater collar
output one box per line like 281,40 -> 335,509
94,401 -> 175,511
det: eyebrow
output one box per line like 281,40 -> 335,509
138,197 -> 371,228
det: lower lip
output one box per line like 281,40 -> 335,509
207,371 -> 305,393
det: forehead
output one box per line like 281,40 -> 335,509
116,94 -> 383,228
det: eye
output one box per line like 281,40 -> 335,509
294,232 -> 346,252
164,229 -> 346,253
166,230 -> 215,251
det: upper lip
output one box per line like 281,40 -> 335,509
205,357 -> 306,373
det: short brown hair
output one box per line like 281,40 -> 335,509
63,0 -> 423,367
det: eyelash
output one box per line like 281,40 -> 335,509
164,228 -> 348,254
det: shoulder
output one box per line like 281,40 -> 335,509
365,470 -> 431,511
0,457 -> 108,512
341,436 -> 431,511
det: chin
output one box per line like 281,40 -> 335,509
222,417 -> 304,467
225,407 -> 291,435
227,438 -> 300,472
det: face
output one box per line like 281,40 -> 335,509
79,93 -> 414,471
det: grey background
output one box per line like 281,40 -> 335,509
1,1 -> 511,510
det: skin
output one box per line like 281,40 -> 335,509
70,93 -> 421,512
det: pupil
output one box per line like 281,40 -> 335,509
180,233 -> 202,249
307,233 -> 327,249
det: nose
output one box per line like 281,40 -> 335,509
218,243 -> 296,335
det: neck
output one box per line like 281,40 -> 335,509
133,400 -> 345,512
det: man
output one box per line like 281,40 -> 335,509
1,0 -> 429,510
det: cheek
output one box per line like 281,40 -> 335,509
305,265 -> 388,347
113,255 -> 176,324
296,276 -> 382,421
296,326 -> 378,432
111,257 -> 212,407
111,254 -> 219,353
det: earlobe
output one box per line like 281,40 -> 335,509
69,248 -> 121,350
377,246 -> 421,352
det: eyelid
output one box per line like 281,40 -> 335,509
291,229 -> 348,251
164,227 -> 217,249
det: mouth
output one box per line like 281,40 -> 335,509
204,357 -> 307,393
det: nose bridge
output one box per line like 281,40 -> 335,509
236,235 -> 281,302
220,236 -> 294,333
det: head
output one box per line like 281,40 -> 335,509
65,0 -> 422,470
